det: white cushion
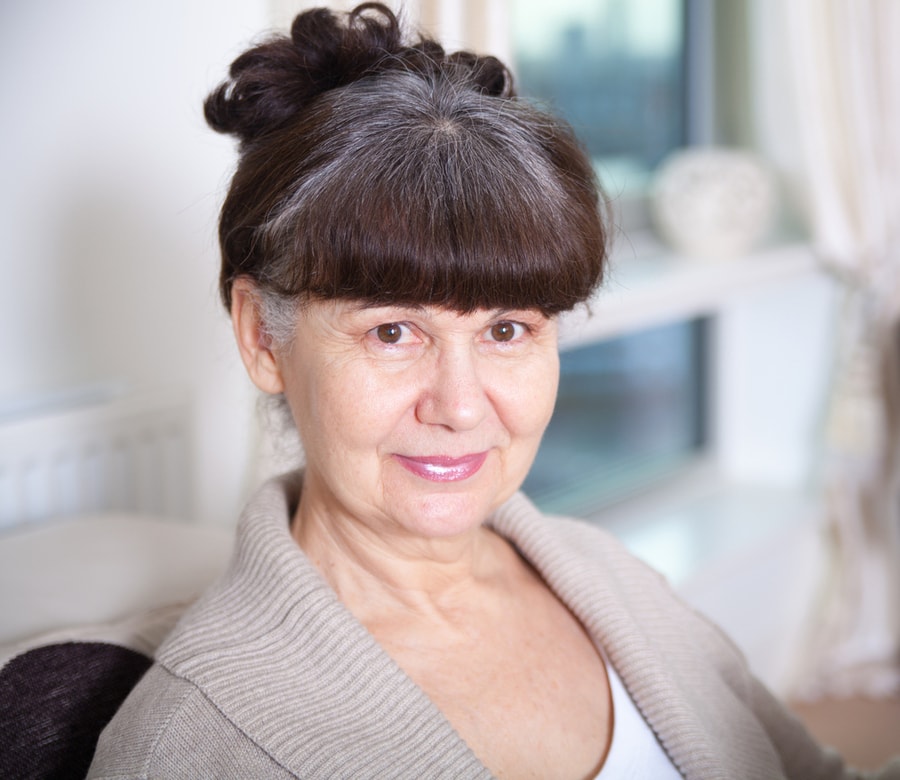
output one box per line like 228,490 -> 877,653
0,514 -> 234,645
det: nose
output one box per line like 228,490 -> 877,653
415,345 -> 489,431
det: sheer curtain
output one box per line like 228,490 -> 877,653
766,0 -> 900,698
418,0 -> 510,60
269,0 -> 510,60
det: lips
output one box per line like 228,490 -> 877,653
394,452 -> 488,482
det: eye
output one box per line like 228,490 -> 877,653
373,322 -> 410,344
487,320 -> 524,343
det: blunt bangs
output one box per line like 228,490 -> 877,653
220,71 -> 606,316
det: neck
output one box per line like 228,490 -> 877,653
292,494 -> 509,620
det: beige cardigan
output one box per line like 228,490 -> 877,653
89,473 -> 886,779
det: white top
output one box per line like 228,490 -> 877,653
596,659 -> 682,778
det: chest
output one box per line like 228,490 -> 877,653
372,593 -> 613,779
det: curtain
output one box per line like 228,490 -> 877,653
418,0 -> 511,62
269,0 -> 511,61
776,0 -> 900,699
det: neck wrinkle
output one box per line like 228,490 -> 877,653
292,494 -> 507,621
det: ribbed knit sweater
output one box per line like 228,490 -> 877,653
89,472 -> 889,779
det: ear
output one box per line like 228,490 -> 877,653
231,278 -> 286,395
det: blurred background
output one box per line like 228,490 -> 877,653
1,0 -> 898,768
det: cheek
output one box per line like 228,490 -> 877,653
292,359 -> 418,457
537,359 -> 560,427
497,354 -> 560,439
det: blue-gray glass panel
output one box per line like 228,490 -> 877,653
512,0 -> 685,192
523,319 -> 706,517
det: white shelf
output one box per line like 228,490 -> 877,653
595,468 -> 819,586
558,234 -> 820,348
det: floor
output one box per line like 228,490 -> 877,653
788,696 -> 900,771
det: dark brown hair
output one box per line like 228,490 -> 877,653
205,2 -> 608,321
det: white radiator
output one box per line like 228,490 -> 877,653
0,393 -> 191,529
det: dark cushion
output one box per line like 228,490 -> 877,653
0,641 -> 152,780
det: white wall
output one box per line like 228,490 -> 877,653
0,1 -> 274,524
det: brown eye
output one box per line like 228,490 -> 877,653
375,323 -> 403,344
490,321 -> 518,342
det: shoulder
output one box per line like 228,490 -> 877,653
88,664 -> 195,778
88,664 -> 292,779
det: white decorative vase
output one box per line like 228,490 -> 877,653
650,148 -> 775,260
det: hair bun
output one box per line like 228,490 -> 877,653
204,3 -> 514,146
447,51 -> 513,97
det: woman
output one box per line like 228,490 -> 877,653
89,5 -> 894,778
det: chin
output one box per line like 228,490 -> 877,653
398,491 -> 502,539
380,455 -> 528,540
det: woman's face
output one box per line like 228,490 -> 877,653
275,301 -> 559,542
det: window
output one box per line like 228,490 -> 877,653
523,319 -> 707,516
512,0 -> 711,515
512,0 -> 686,199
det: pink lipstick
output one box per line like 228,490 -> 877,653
394,452 -> 488,482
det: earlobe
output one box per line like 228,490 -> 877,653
231,278 -> 286,395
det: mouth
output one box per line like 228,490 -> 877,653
393,452 -> 489,482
